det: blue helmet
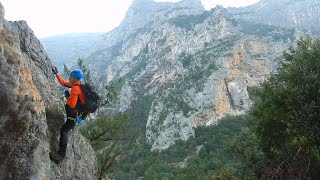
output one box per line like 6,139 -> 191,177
70,69 -> 84,79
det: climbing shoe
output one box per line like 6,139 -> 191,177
49,151 -> 64,165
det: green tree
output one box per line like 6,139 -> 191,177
77,58 -> 93,85
206,165 -> 236,180
248,37 -> 320,179
63,64 -> 71,78
79,113 -> 138,180
102,84 -> 118,106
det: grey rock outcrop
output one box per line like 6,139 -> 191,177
230,0 -> 320,34
0,3 -> 97,179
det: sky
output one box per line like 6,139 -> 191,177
0,0 -> 260,38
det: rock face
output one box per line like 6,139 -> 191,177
43,0 -> 319,151
100,0 -> 205,51
230,0 -> 320,34
0,3 -> 97,179
88,5 -> 292,151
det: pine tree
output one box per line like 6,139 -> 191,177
63,64 -> 71,78
77,58 -> 94,85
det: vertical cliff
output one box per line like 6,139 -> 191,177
0,3 -> 97,179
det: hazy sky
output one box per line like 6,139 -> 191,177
0,0 -> 260,38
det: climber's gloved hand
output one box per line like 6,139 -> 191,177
64,90 -> 70,98
76,117 -> 83,123
52,66 -> 58,75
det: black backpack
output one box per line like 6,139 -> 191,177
76,83 -> 100,113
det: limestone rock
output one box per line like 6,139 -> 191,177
0,5 -> 97,179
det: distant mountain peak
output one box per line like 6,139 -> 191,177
127,0 -> 205,20
106,0 -> 204,46
130,0 -> 204,10
230,0 -> 320,34
179,0 -> 204,8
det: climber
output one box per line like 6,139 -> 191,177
49,66 -> 88,164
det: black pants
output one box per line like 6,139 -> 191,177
58,105 -> 77,156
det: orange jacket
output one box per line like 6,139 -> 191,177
56,74 -> 87,109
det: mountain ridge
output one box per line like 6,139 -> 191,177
229,0 -> 320,34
